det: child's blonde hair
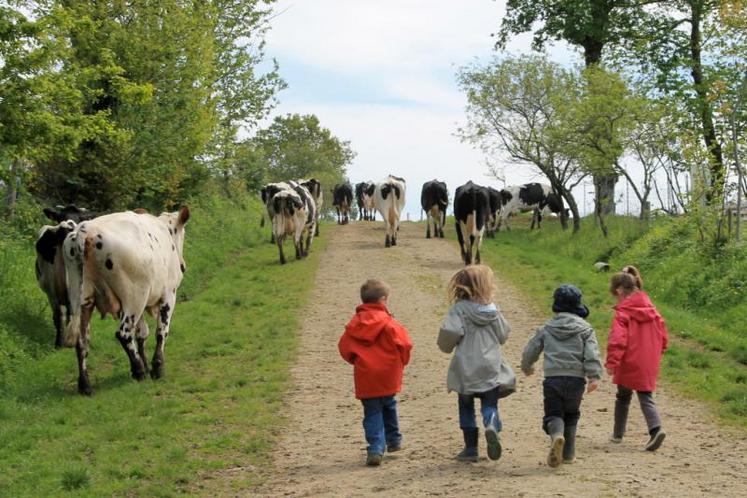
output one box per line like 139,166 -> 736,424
448,264 -> 495,304
361,279 -> 391,303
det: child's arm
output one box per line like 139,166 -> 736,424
391,321 -> 413,366
659,316 -> 669,352
605,315 -> 629,374
437,308 -> 464,353
338,333 -> 356,364
521,327 -> 544,375
494,312 -> 511,345
583,329 -> 603,392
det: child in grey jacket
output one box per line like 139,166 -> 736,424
522,284 -> 603,468
438,265 -> 515,463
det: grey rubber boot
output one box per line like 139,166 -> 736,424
456,428 -> 479,463
546,418 -> 565,468
563,424 -> 577,463
613,393 -> 631,440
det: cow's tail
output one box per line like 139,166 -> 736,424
62,231 -> 90,347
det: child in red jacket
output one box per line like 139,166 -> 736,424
606,266 -> 668,451
339,279 -> 413,466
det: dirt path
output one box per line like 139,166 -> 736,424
256,222 -> 747,497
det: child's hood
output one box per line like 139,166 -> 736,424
345,302 -> 393,344
544,312 -> 592,341
615,291 -> 660,323
455,299 -> 502,327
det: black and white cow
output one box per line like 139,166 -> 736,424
355,182 -> 376,221
485,187 -> 502,238
497,183 -> 565,231
374,175 -> 406,247
62,207 -> 190,394
299,178 -> 322,236
260,182 -> 292,242
35,206 -> 96,348
420,180 -> 448,239
289,180 -> 317,254
332,183 -> 353,225
454,181 -> 491,265
272,189 -> 309,265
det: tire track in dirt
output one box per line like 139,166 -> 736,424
252,222 -> 747,497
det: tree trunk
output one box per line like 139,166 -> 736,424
7,158 -> 20,219
557,184 -> 581,234
594,174 -> 617,216
689,0 -> 725,202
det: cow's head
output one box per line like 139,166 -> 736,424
35,221 -> 77,264
499,189 -> 513,206
43,205 -> 96,224
300,178 -> 321,199
160,206 -> 190,274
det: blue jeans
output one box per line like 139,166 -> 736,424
542,376 -> 585,433
458,386 -> 502,431
361,396 -> 401,455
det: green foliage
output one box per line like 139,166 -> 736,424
0,189 -> 328,495
2,0 -> 283,213
253,113 -> 355,193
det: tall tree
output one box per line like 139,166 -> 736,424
496,0 -> 650,215
457,55 -> 587,233
253,113 -> 355,198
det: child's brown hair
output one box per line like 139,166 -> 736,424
610,265 -> 643,296
448,264 -> 495,304
621,265 -> 643,289
360,279 -> 391,303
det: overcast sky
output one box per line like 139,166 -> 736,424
261,1 -> 620,218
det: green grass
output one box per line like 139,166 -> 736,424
452,214 -> 747,427
0,194 -> 329,496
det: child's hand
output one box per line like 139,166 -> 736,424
587,379 -> 599,394
606,367 -> 615,377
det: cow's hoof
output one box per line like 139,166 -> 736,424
132,369 -> 147,382
150,364 -> 164,380
439,232 -> 445,238
426,233 -> 431,239
391,238 -> 397,246
78,378 -> 93,396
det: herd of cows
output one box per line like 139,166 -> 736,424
258,176 -> 566,266
30,177 -> 564,395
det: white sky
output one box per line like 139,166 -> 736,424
262,0 -> 657,218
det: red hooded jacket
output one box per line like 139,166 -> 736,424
338,302 -> 412,399
606,291 -> 668,392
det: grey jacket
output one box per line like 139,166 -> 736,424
521,312 -> 603,380
437,300 -> 515,395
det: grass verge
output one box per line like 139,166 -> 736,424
0,197 -> 329,496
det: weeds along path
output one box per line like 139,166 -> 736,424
255,221 -> 747,498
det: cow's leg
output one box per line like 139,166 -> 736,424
426,213 -> 432,238
315,219 -> 320,236
270,232 -> 275,244
151,295 -> 176,380
468,234 -> 476,265
276,234 -> 286,265
385,223 -> 391,248
116,311 -> 147,381
136,318 -> 150,376
294,230 -> 303,260
305,224 -> 315,255
456,221 -> 468,264
391,223 -> 398,246
53,303 -> 63,349
76,304 -> 94,395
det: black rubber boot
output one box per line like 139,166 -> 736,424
563,424 -> 577,463
546,418 -> 565,468
613,391 -> 631,441
456,427 -> 478,463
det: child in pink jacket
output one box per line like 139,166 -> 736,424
606,266 -> 668,451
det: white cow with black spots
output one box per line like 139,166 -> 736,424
63,207 -> 190,395
374,175 -> 406,247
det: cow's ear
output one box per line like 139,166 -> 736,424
178,206 -> 190,226
43,208 -> 62,222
